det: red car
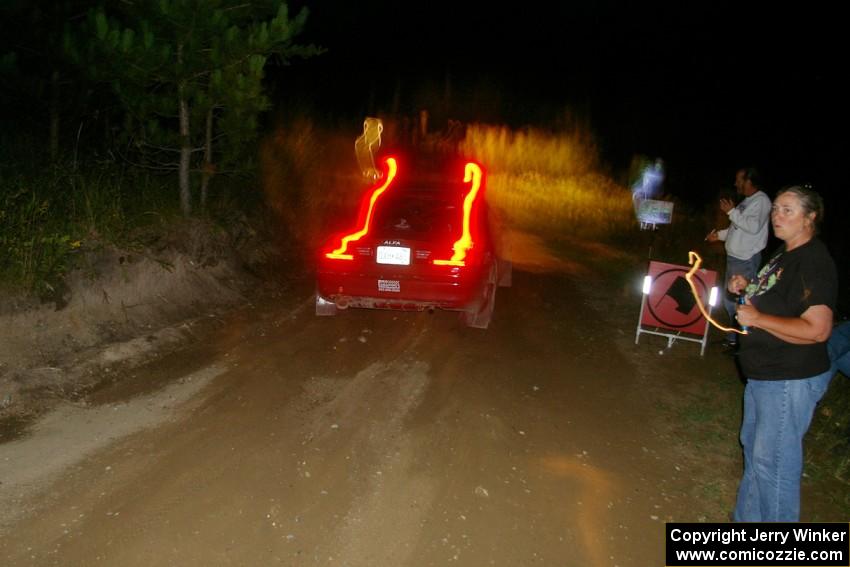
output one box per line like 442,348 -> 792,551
316,155 -> 510,328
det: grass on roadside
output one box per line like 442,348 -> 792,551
459,124 -> 636,241
803,375 -> 850,517
0,157 -> 183,298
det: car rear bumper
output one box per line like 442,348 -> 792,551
316,265 -> 486,311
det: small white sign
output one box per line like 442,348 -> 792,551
637,199 -> 674,225
376,246 -> 411,265
378,279 -> 400,292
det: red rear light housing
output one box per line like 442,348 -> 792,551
433,162 -> 484,267
325,157 -> 399,260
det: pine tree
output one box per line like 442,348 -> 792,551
71,1 -> 322,215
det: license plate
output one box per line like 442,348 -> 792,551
378,279 -> 400,292
376,246 -> 410,265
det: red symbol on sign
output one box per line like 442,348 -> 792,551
641,261 -> 717,336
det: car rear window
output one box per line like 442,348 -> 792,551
373,192 -> 459,236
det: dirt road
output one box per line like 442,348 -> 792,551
1,259 -> 741,566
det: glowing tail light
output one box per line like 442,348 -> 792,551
325,157 -> 398,260
434,162 -> 483,267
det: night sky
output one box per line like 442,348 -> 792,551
280,1 -> 846,310
285,2 -> 843,206
1,2 -> 845,306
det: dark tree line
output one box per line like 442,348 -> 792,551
1,0 -> 322,216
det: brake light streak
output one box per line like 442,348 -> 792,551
686,251 -> 747,335
434,162 -> 483,266
325,157 -> 398,260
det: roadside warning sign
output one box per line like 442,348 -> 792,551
636,260 -> 718,355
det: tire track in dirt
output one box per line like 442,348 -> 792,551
0,265 -> 728,566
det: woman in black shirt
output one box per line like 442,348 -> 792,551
728,185 -> 837,522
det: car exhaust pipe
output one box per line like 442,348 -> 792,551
335,298 -> 350,310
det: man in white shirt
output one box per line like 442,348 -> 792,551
706,167 -> 772,346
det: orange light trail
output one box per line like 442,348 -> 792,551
326,157 -> 398,260
434,162 -> 483,266
686,250 -> 747,335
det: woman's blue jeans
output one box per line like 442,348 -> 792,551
733,370 -> 834,522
